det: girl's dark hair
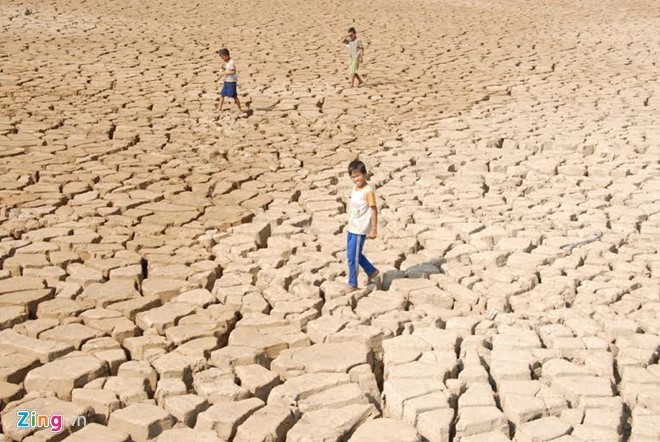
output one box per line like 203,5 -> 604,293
218,48 -> 230,57
348,160 -> 367,175
348,27 -> 357,34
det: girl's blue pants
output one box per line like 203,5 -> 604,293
347,232 -> 377,288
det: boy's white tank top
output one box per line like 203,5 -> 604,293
348,184 -> 374,235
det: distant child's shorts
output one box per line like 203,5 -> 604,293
221,81 -> 238,98
348,58 -> 360,75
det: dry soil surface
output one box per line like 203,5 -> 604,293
0,0 -> 659,441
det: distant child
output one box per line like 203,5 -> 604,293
341,27 -> 364,87
344,160 -> 379,292
216,48 -> 242,112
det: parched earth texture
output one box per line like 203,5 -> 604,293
0,0 -> 659,441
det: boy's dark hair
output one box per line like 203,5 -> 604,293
218,48 -> 230,57
348,27 -> 357,34
348,160 -> 367,175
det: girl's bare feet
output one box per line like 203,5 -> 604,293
367,270 -> 380,284
341,285 -> 357,295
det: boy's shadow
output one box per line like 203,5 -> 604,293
368,257 -> 445,291
362,80 -> 396,88
252,105 -> 276,112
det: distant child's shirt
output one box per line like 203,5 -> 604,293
348,184 -> 376,235
346,39 -> 364,60
223,59 -> 237,82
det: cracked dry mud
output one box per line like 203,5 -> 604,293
0,0 -> 659,441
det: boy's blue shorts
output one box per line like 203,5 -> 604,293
221,82 -> 238,98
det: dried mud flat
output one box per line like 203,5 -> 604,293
0,0 -> 659,441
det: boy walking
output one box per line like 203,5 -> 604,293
216,48 -> 242,112
341,27 -> 364,87
344,160 -> 379,292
